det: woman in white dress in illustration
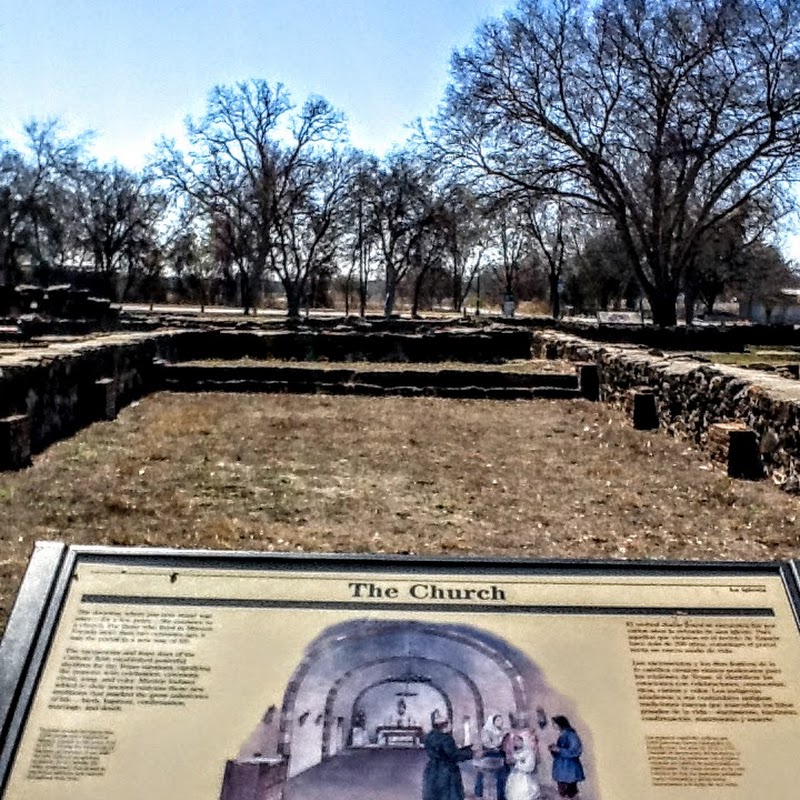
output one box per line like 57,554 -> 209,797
505,732 -> 541,800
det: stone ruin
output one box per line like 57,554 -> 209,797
0,284 -> 119,338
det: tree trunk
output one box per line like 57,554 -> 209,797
308,272 -> 318,310
684,287 -> 697,325
344,271 -> 352,316
411,268 -> 428,319
452,261 -> 463,313
121,265 -> 136,303
384,267 -> 397,317
548,271 -> 561,319
648,290 -> 679,327
105,270 -> 118,303
251,278 -> 260,315
238,268 -> 252,315
285,284 -> 301,318
359,280 -> 367,317
358,251 -> 368,317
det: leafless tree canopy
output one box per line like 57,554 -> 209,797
3,3 -> 800,320
156,81 -> 351,316
436,0 -> 800,323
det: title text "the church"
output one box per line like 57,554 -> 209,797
347,581 -> 506,602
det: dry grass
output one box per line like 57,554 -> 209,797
1,392 -> 799,629
185,358 -> 573,373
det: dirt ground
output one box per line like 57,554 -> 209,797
1,391 -> 799,628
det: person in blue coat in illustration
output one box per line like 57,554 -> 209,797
423,711 -> 474,800
547,716 -> 585,798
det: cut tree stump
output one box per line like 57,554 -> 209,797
627,388 -> 659,430
708,422 -> 763,480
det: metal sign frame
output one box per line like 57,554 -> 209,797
1,542 -> 799,798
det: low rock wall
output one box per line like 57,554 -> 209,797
170,328 -> 532,363
0,332 -> 181,452
12,325 -> 796,489
0,326 -> 532,457
159,362 -> 581,400
532,330 -> 800,492
505,317 -> 800,352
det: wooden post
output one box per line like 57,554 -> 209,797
630,388 -> 658,430
0,414 -> 32,470
151,358 -> 168,392
708,422 -> 763,480
576,363 -> 600,401
94,378 -> 117,421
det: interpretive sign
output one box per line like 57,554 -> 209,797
1,543 -> 800,800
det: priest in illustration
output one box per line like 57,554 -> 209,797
423,710 -> 474,800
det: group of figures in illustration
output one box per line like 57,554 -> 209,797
218,618 -> 595,800
424,710 -> 585,800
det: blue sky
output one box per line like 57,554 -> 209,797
0,0 -> 512,166
2,0 -> 798,257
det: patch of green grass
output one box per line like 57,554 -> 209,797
703,347 -> 800,366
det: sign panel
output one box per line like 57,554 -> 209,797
1,545 -> 800,800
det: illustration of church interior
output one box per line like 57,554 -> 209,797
218,619 -> 589,800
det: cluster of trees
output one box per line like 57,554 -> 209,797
434,0 -> 800,324
154,83 -> 586,318
3,0 -> 799,323
0,120 -> 168,302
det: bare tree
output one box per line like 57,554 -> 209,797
408,197 -> 451,318
484,195 -> 533,311
341,153 -> 381,316
0,146 -> 28,288
20,120 -> 88,279
519,198 -> 569,318
437,183 -> 488,313
363,153 -> 437,317
168,209 -> 219,312
0,120 -> 89,288
436,0 -> 800,325
74,163 -> 165,300
156,80 -> 346,316
269,147 -> 354,316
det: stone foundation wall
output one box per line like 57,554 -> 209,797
0,332 -> 180,452
159,362 -> 581,400
170,327 -> 532,363
508,317 -> 800,352
0,327 -> 531,458
532,330 -> 800,492
11,325 -> 797,491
